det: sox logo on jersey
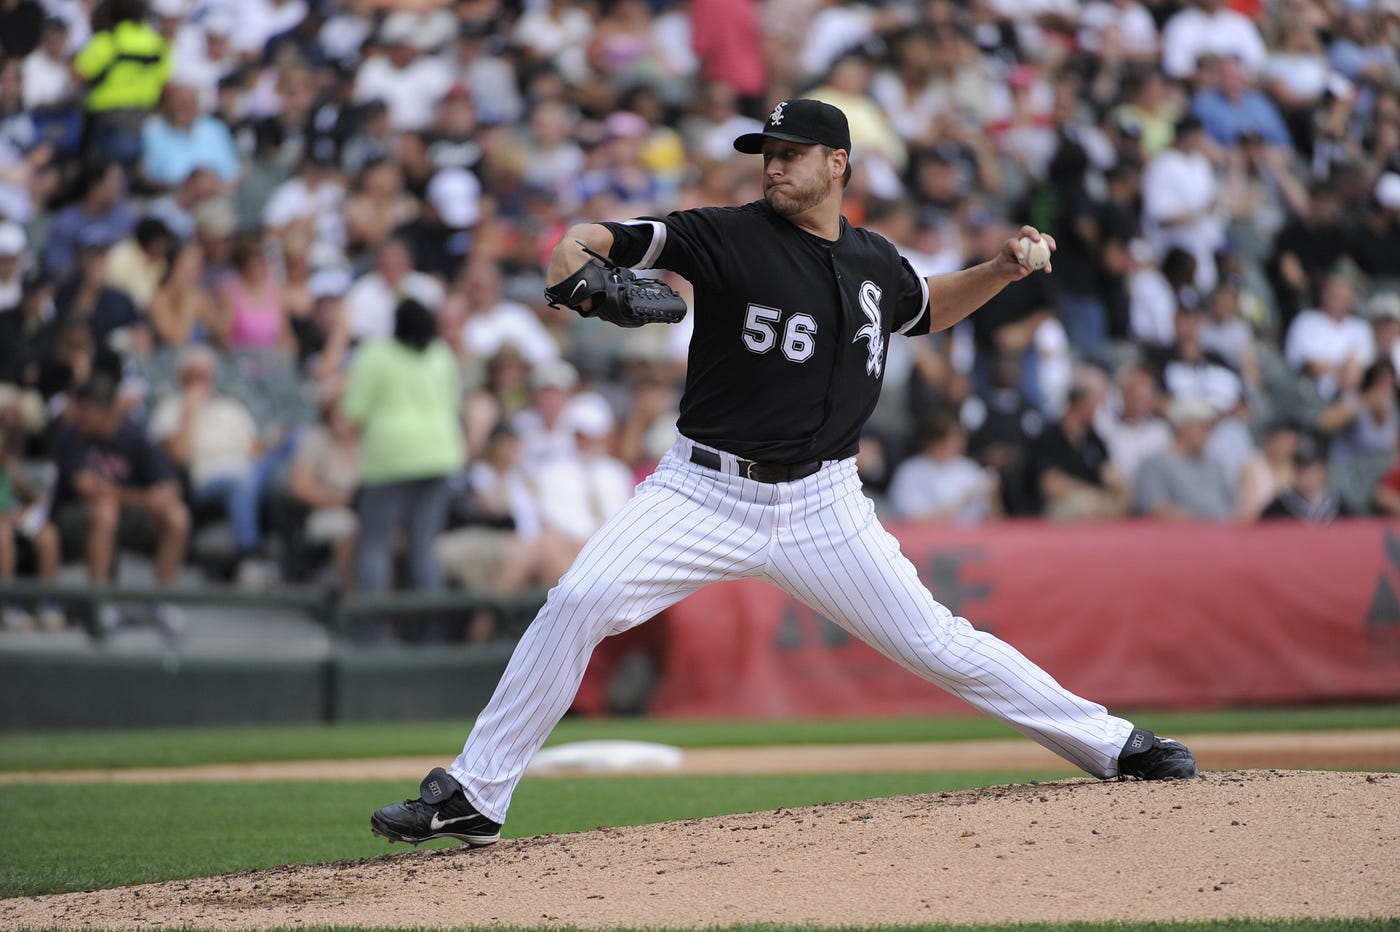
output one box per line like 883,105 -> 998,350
854,280 -> 884,378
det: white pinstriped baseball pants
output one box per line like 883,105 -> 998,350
450,434 -> 1135,823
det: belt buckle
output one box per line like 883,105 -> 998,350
742,460 -> 760,481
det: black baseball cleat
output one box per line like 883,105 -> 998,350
370,767 -> 502,846
1117,728 -> 1198,780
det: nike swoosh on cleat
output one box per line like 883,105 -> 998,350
429,812 -> 483,831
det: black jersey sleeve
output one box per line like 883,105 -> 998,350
600,218 -> 670,270
891,255 -> 932,337
600,209 -> 727,291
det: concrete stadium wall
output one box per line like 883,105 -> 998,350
0,647 -> 514,731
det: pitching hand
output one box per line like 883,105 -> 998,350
999,226 -> 1056,279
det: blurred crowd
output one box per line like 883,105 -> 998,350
2,0 -> 1400,635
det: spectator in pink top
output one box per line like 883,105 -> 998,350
214,234 -> 291,355
691,0 -> 765,112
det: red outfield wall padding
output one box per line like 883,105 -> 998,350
576,521 -> 1400,717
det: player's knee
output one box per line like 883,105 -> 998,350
546,575 -> 592,614
543,573 -> 622,638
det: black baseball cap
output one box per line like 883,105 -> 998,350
733,99 -> 851,155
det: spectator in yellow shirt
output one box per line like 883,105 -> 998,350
74,0 -> 171,167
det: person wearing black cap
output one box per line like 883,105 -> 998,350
0,268 -> 57,389
1260,436 -> 1343,522
369,99 -> 1197,849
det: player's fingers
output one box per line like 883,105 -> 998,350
1008,240 -> 1031,276
1016,226 -> 1057,251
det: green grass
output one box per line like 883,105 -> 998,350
0,771 -> 1060,898
3,705 -> 1398,773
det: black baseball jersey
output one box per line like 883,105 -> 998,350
603,200 -> 931,463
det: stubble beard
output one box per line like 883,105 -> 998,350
764,174 -> 830,218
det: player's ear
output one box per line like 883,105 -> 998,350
831,149 -> 848,180
832,149 -> 851,188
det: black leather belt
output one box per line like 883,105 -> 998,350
689,447 -> 822,484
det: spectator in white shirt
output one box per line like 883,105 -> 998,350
680,81 -> 763,166
344,238 -> 445,343
798,2 -> 876,82
1127,240 -> 1181,348
1198,282 -> 1260,391
433,423 -> 547,598
171,7 -> 238,112
225,0 -> 307,58
869,29 -> 945,147
456,261 -> 560,368
887,410 -> 998,524
521,100 -> 587,207
1368,292 -> 1400,376
1077,0 -> 1158,63
1154,304 -> 1246,416
512,0 -> 594,84
988,0 -> 1080,60
262,147 -> 347,266
1160,0 -> 1268,80
534,393 -> 634,577
21,17 -> 74,110
445,19 -> 523,126
354,12 -> 454,133
0,222 -> 27,315
1263,20 -> 1331,148
1141,115 -> 1223,294
41,0 -> 89,53
1284,259 -> 1375,401
1095,364 -> 1172,486
512,359 -> 584,474
149,0 -> 187,42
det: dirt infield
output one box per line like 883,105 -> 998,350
3,732 -> 1398,928
3,770 -> 1397,928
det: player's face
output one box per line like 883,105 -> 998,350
760,141 -> 836,217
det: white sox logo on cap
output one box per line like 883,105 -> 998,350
733,99 -> 852,154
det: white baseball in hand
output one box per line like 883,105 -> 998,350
1018,236 -> 1051,271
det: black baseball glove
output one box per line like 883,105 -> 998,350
544,243 -> 688,329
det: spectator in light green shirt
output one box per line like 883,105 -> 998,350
343,297 -> 464,595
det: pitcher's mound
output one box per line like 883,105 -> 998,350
4,770 -> 1396,929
